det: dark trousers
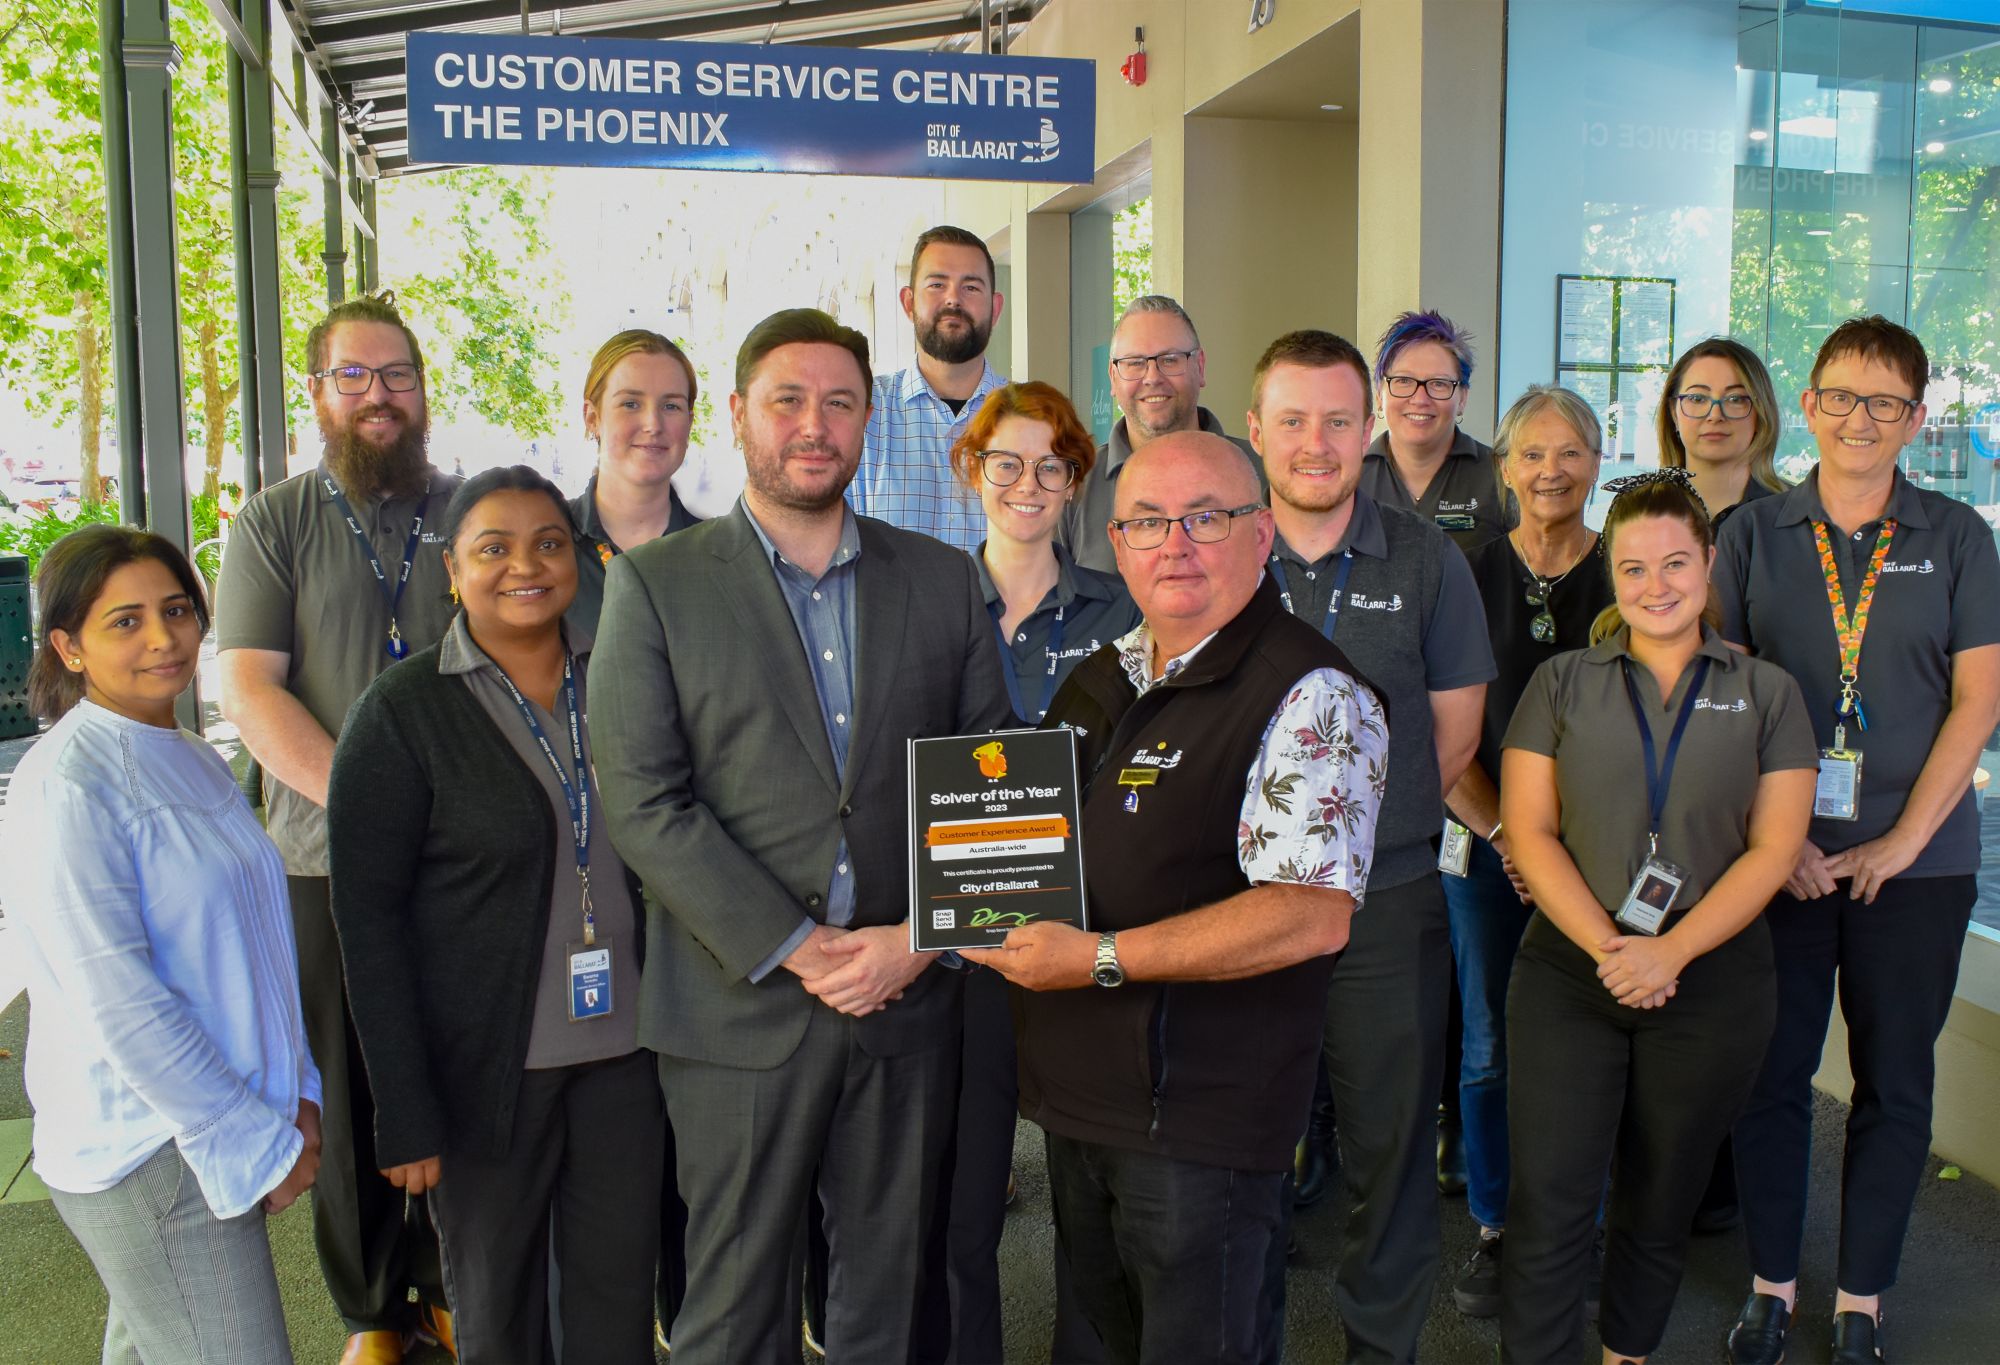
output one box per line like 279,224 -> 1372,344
1321,872 -> 1450,1362
661,1002 -> 956,1365
1733,875 -> 1974,1294
1500,928 -> 1774,1362
429,1051 -> 663,1365
288,875 -> 443,1333
1046,1132 -> 1290,1365
656,1120 -> 688,1336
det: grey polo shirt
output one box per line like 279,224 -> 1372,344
438,616 -> 640,1069
565,472 -> 699,637
216,461 -> 461,876
1360,429 -> 1508,552
1504,628 -> 1818,914
1713,467 -> 2000,875
1058,406 -> 1264,576
975,541 -> 1142,723
1272,491 -> 1496,889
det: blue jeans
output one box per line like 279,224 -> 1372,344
1442,837 -> 1535,1231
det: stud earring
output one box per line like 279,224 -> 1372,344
70,657 -> 83,670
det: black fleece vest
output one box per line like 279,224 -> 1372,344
1017,576 -> 1373,1173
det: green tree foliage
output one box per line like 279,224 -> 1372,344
1111,197 -> 1152,323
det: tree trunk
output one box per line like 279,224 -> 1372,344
75,293 -> 104,505
199,315 -> 229,501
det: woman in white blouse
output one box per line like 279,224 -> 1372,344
0,525 -> 319,1365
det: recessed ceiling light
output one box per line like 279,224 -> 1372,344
1925,140 -> 1946,154
1806,229 -> 1832,236
1320,103 -> 1344,112
1748,129 -> 1769,142
1928,77 -> 1953,94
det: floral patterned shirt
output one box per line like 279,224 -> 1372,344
1114,620 -> 1389,904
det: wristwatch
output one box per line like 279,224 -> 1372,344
1092,931 -> 1125,988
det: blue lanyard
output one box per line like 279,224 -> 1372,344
1271,551 -> 1355,640
989,601 -> 1070,722
494,653 -> 596,941
321,475 -> 430,659
1619,655 -> 1711,858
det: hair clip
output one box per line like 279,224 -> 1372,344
1600,467 -> 1709,517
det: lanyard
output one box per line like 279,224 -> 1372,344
1810,519 -> 1896,731
1272,551 -> 1355,640
1620,655 -> 1712,858
989,602 -> 1069,722
321,475 -> 430,659
494,653 -> 596,943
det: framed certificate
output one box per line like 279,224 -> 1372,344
907,728 -> 1088,951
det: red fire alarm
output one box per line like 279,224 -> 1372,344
1122,28 -> 1147,87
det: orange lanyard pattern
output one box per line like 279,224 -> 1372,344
1811,518 -> 1895,722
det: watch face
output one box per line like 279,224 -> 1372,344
1093,963 -> 1123,987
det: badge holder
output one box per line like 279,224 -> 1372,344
568,934 -> 614,1021
1438,818 -> 1471,877
1615,855 -> 1687,937
1816,724 -> 1863,822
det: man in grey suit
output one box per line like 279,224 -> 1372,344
592,307 -> 1015,1364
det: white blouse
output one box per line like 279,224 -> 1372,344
0,700 -> 320,1219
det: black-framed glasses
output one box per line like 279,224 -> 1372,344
1811,387 -> 1918,422
312,363 -> 423,395
1674,392 -> 1756,420
978,452 -> 1079,492
1523,577 -> 1557,644
1110,504 -> 1263,551
1383,375 -> 1462,400
1110,349 -> 1197,380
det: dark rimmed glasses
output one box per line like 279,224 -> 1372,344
1810,388 -> 1918,423
1523,576 -> 1558,644
1383,375 -> 1463,400
977,452 -> 1079,492
1673,392 -> 1755,420
311,363 -> 423,395
1110,504 -> 1263,551
1109,349 -> 1197,380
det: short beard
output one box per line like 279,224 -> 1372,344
320,408 -> 431,500
917,307 -> 991,366
744,438 -> 856,515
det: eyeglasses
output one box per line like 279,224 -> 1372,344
1110,349 -> 1197,380
978,452 -> 1079,492
312,363 -> 423,395
1523,578 -> 1557,644
1811,388 -> 1918,423
1110,504 -> 1263,551
1674,392 -> 1755,420
1383,375 -> 1463,401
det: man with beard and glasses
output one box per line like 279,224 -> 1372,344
218,293 -> 458,1365
849,224 -> 1007,552
591,308 -> 1014,1364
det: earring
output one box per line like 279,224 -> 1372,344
449,584 -> 461,605
69,657 -> 83,670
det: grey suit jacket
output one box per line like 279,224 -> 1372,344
592,503 -> 1015,1070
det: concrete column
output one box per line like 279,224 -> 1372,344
1356,0 -> 1505,436
1007,206 -> 1070,401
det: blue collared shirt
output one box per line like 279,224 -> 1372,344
743,499 -> 863,978
851,360 -> 1007,552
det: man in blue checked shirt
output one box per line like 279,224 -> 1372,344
850,224 -> 1007,552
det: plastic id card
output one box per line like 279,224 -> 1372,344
1814,745 -> 1862,821
568,938 -> 614,1021
1615,856 -> 1686,937
1438,819 -> 1472,877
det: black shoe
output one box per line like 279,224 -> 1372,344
1437,1112 -> 1469,1196
1452,1229 -> 1503,1317
1726,1293 -> 1791,1365
1585,1229 -> 1605,1323
1294,1131 -> 1339,1209
1831,1310 -> 1885,1364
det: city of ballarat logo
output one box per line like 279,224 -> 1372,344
927,117 -> 1060,164
1349,592 -> 1404,611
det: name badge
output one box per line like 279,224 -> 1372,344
1434,513 -> 1477,532
568,938 -> 614,1021
1615,856 -> 1687,936
1815,745 -> 1862,821
1438,819 -> 1471,877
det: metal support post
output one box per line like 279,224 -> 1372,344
322,103 -> 347,302
98,0 -> 145,524
349,153 -> 367,292
360,178 -> 380,291
228,0 -> 288,492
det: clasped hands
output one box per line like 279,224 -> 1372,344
1785,833 -> 1917,905
785,923 -> 935,1016
1595,933 -> 1686,1011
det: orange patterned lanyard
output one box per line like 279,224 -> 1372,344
1811,518 -> 1896,730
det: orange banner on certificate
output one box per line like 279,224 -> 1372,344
925,816 -> 1071,847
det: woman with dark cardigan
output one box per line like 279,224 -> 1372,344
328,465 -> 660,1365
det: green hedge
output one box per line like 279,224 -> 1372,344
0,491 -> 229,575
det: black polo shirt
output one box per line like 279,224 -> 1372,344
974,541 -> 1141,723
1708,473 -> 1778,533
1713,467 -> 2000,875
565,472 -> 699,636
1058,406 -> 1264,576
1360,428 -> 1509,551
1462,532 -> 1613,787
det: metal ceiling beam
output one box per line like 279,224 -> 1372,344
315,0 -> 927,47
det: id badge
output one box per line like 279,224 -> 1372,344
1435,513 -> 1477,532
1814,746 -> 1862,821
567,937 -> 614,1021
1438,818 -> 1472,877
1615,857 -> 1686,936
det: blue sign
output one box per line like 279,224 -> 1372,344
406,31 -> 1094,183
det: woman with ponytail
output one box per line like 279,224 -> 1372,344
1494,471 -> 1817,1364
